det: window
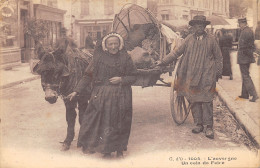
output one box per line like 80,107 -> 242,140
104,0 -> 114,15
190,0 -> 194,6
41,21 -> 61,47
216,0 -> 219,11
0,0 -> 18,48
47,0 -> 57,8
182,15 -> 188,20
161,14 -> 169,20
41,0 -> 47,5
183,0 -> 188,5
162,0 -> 170,4
204,0 -> 208,8
81,0 -> 89,15
198,0 -> 202,7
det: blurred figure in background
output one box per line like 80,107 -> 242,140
255,21 -> 260,65
85,32 -> 95,50
215,29 -> 222,43
219,29 -> 233,80
237,18 -> 258,102
255,21 -> 260,40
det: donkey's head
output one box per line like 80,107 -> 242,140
33,46 -> 69,104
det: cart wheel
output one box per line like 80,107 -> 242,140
170,76 -> 191,125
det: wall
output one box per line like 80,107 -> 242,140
71,0 -> 148,47
0,0 -> 21,65
157,0 -> 229,22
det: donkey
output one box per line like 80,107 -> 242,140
33,41 -> 92,151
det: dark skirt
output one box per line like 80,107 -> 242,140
221,47 -> 232,76
77,84 -> 133,153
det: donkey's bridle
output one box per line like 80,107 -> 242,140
40,51 -> 66,96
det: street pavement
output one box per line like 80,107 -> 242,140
0,79 -> 258,168
0,51 -> 260,167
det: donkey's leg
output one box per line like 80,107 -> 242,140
77,95 -> 89,125
76,95 -> 89,148
61,99 -> 77,151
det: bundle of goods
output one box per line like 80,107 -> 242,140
126,23 -> 162,70
123,23 -> 165,87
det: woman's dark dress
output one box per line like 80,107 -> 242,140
219,35 -> 233,76
74,48 -> 136,153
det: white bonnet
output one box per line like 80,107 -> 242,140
102,32 -> 124,51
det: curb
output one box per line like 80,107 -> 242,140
216,83 -> 260,148
0,62 -> 22,70
0,75 -> 40,90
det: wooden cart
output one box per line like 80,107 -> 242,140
112,4 -> 191,125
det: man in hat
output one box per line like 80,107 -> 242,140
156,15 -> 223,139
237,18 -> 258,102
55,27 -> 77,54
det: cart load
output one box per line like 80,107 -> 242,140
113,4 -> 191,125
112,4 -> 182,87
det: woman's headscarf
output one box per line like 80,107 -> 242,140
101,32 -> 124,52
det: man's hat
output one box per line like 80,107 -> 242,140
238,18 -> 247,23
189,15 -> 211,26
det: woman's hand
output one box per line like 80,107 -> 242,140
109,77 -> 122,84
66,92 -> 78,101
155,60 -> 163,66
253,52 -> 259,59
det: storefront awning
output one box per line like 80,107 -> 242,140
76,19 -> 113,25
207,15 -> 229,25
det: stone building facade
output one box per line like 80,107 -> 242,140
69,0 -> 148,48
0,0 -> 66,65
157,0 -> 229,22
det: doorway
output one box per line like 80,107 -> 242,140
20,9 -> 30,63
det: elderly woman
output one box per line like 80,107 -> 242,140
68,32 -> 137,158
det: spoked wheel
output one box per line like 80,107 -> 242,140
170,75 -> 191,125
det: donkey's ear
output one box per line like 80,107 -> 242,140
35,42 -> 45,60
32,61 -> 40,74
61,66 -> 70,77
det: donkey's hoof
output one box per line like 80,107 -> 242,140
61,143 -> 70,151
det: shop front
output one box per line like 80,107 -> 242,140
0,0 -> 20,65
34,4 -> 66,47
76,19 -> 112,48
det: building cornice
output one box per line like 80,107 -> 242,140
75,18 -> 113,25
33,4 -> 66,14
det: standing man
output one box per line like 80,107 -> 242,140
237,18 -> 258,102
219,29 -> 233,80
157,15 -> 223,139
85,32 -> 95,49
255,21 -> 260,40
55,27 -> 78,53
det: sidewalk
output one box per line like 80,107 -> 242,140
0,63 -> 40,89
217,51 -> 260,147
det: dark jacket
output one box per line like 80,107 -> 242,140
255,24 -> 260,40
161,33 -> 223,103
237,26 -> 255,64
85,35 -> 95,49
